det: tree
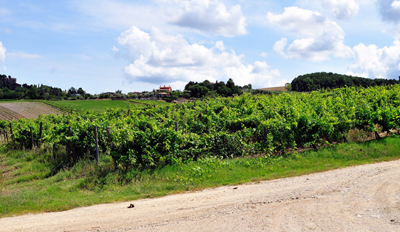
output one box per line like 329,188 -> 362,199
285,83 -> 292,91
226,78 -> 235,89
77,87 -> 85,95
68,87 -> 77,95
216,84 -> 231,97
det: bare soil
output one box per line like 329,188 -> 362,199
0,102 -> 64,120
258,86 -> 287,92
1,159 -> 400,231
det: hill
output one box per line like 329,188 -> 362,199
291,72 -> 399,92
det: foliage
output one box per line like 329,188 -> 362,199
1,85 -> 400,170
291,72 -> 399,92
184,79 -> 244,98
1,136 -> 400,217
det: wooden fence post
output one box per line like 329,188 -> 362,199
66,126 -> 71,161
30,126 -> 34,149
38,122 -> 43,148
53,127 -> 57,159
107,127 -> 116,168
5,131 -> 8,143
94,126 -> 99,163
9,123 -> 13,140
53,143 -> 56,159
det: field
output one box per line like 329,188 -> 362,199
258,86 -> 287,91
1,84 -> 400,218
53,99 -> 140,113
0,102 -> 64,121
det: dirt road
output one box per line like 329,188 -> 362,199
2,160 -> 400,231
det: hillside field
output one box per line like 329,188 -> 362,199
0,102 -> 64,121
53,99 -> 171,113
53,99 -> 138,113
258,86 -> 287,92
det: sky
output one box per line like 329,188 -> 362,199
0,0 -> 400,94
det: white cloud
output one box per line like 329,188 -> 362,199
115,26 -> 278,89
71,0 -> 169,31
392,0 -> 400,9
273,38 -> 287,57
266,7 -> 353,62
224,61 -> 280,87
0,42 -> 6,65
73,0 -> 246,36
259,52 -> 268,58
322,0 -> 359,20
171,0 -> 247,37
7,51 -> 41,59
214,41 -> 226,51
349,40 -> 400,79
378,0 -> 400,23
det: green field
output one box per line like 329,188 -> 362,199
53,100 -> 142,113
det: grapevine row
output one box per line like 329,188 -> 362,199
1,85 -> 399,169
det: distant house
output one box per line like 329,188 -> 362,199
156,85 -> 172,97
71,94 -> 81,97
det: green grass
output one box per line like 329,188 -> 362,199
49,99 -> 173,113
50,100 -> 140,113
128,99 -> 171,107
1,136 -> 400,218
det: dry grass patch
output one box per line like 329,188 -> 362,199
0,102 -> 64,120
258,86 -> 287,92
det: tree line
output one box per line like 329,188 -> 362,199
291,72 -> 399,92
183,79 -> 251,98
0,74 -> 90,100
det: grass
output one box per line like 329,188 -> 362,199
128,99 -> 171,107
50,100 -> 140,113
1,136 -> 400,218
49,99 -> 172,113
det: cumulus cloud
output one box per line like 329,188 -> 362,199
273,38 -> 288,57
322,0 -> 359,20
171,0 -> 247,37
0,42 -> 6,65
378,0 -> 400,23
266,7 -> 353,62
393,0 -> 400,9
115,26 -> 279,88
349,41 -> 400,79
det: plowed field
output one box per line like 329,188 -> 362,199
0,102 -> 64,121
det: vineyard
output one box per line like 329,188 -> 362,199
0,102 -> 64,121
0,85 -> 399,169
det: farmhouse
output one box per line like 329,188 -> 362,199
156,85 -> 172,97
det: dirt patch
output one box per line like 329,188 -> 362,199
1,160 -> 400,231
258,86 -> 287,92
0,102 -> 64,121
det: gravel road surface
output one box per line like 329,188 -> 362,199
2,160 -> 400,231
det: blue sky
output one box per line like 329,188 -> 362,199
0,0 -> 399,94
